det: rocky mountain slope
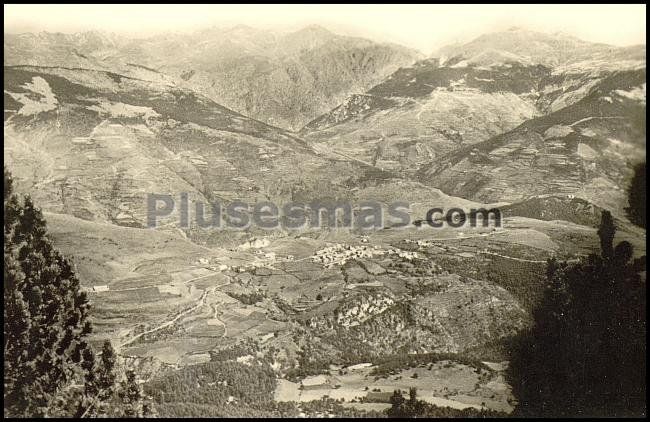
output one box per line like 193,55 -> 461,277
3,27 -> 646,415
305,277 -> 528,356
4,26 -> 422,131
301,59 -> 548,173
5,63 -> 493,250
302,29 -> 645,219
434,27 -> 646,71
4,64 -> 308,228
417,69 -> 646,217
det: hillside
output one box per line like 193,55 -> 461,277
4,64 -> 309,228
5,63 -> 500,250
4,26 -> 423,131
301,29 -> 645,216
434,27 -> 646,71
301,59 -> 549,175
4,21 -> 646,418
417,69 -> 646,217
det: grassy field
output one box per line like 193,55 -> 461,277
40,203 -> 645,416
274,360 -> 513,413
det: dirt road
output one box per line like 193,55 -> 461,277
119,277 -> 230,349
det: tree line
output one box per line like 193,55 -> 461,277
4,168 -> 154,417
507,161 -> 646,417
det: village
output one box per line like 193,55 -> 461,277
312,243 -> 420,268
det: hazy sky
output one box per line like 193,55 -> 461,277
4,4 -> 646,53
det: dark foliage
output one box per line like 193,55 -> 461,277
508,210 -> 646,417
4,167 -> 154,418
4,167 -> 93,417
626,161 -> 646,228
386,387 -> 507,418
144,360 -> 277,416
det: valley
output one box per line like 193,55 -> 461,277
3,19 -> 645,418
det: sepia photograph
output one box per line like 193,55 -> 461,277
3,3 -> 646,418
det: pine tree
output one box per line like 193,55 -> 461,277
408,387 -> 417,404
120,370 -> 144,417
77,339 -> 119,417
387,389 -> 406,417
4,167 -> 93,417
77,340 -> 157,418
626,162 -> 646,229
5,168 -> 154,418
508,210 -> 646,417
98,340 -> 118,400
597,210 -> 615,259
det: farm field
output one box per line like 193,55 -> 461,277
38,209 -> 646,416
274,360 -> 513,413
43,209 -> 645,367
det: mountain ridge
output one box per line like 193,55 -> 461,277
4,25 -> 424,131
433,27 -> 645,70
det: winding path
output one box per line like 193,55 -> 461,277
118,277 -> 230,349
477,250 -> 549,264
107,271 -> 220,293
119,287 -> 213,349
311,142 -> 377,168
209,301 -> 227,338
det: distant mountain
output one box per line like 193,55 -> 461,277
4,26 -> 423,131
417,69 -> 646,217
4,27 -> 645,229
3,64 -> 305,229
4,27 -> 645,404
301,59 -> 550,175
434,27 -> 646,71
301,29 -> 646,215
4,64 -> 477,245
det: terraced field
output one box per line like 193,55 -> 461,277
42,209 -> 639,415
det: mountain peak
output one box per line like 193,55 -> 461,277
227,24 -> 261,34
550,30 -> 580,40
295,24 -> 333,36
433,27 -> 628,68
231,23 -> 254,31
280,24 -> 338,52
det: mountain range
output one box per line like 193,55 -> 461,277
3,24 -> 646,417
5,25 -> 422,131
435,27 -> 645,70
301,28 -> 645,217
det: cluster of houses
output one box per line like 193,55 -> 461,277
194,251 -> 289,275
312,244 -> 420,268
403,239 -> 439,247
